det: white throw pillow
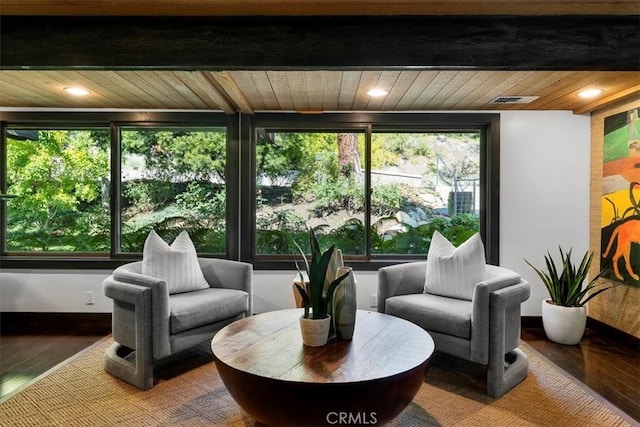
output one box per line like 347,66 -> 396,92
424,231 -> 486,300
142,230 -> 209,294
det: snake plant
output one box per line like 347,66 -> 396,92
293,228 -> 350,319
526,247 -> 617,307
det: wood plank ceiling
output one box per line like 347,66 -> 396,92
1,70 -> 639,114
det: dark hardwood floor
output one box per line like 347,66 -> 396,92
0,313 -> 111,399
1,314 -> 639,424
522,326 -> 640,423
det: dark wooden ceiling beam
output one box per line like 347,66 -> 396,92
1,0 -> 639,16
1,16 -> 638,71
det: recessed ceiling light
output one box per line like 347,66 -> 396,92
577,88 -> 604,99
63,86 -> 90,96
367,88 -> 389,97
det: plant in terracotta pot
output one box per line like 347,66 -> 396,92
525,247 -> 617,345
293,228 -> 350,347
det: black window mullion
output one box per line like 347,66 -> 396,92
486,116 -> 501,265
364,124 -> 372,260
225,113 -> 241,261
0,123 -> 7,257
111,123 -> 122,257
239,113 -> 254,263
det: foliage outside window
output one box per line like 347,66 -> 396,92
3,124 -> 228,256
1,112 -> 497,268
253,127 -> 481,259
5,129 -> 111,253
370,132 -> 480,255
256,131 -> 366,255
119,128 -> 227,254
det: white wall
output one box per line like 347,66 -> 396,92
499,111 -> 591,314
0,269 -> 113,313
0,111 -> 591,316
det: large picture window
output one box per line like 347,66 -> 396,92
1,112 -> 233,267
118,127 -> 227,254
1,112 -> 498,268
5,128 -> 111,253
255,130 -> 366,256
370,131 -> 480,255
245,113 -> 499,269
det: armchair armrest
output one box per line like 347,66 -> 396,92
472,265 -> 522,306
103,279 -> 151,306
377,262 -> 427,312
199,258 -> 253,315
491,281 -> 531,349
102,279 -> 155,389
470,265 -> 530,363
103,279 -> 152,351
106,265 -> 172,359
113,267 -> 168,292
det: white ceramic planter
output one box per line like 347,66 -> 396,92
541,299 -> 587,345
299,315 -> 331,347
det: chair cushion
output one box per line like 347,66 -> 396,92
424,231 -> 486,301
385,293 -> 472,339
142,230 -> 210,295
169,288 -> 249,334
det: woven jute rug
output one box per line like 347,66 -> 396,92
0,336 -> 635,427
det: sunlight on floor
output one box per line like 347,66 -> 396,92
0,373 -> 38,399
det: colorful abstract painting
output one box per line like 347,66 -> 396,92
601,107 -> 640,286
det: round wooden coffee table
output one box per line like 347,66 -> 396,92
211,309 -> 434,426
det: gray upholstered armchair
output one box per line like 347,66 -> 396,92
377,262 -> 530,398
103,258 -> 252,390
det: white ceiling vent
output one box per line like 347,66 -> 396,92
490,95 -> 539,104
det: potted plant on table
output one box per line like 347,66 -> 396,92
293,228 -> 350,347
525,247 -> 618,345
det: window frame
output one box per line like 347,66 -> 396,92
113,122 -> 233,258
1,111 -> 498,270
242,113 -> 500,271
247,120 -> 371,262
4,125 -> 112,256
0,111 -> 237,269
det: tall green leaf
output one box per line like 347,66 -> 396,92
526,247 -> 619,307
291,227 -> 351,319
